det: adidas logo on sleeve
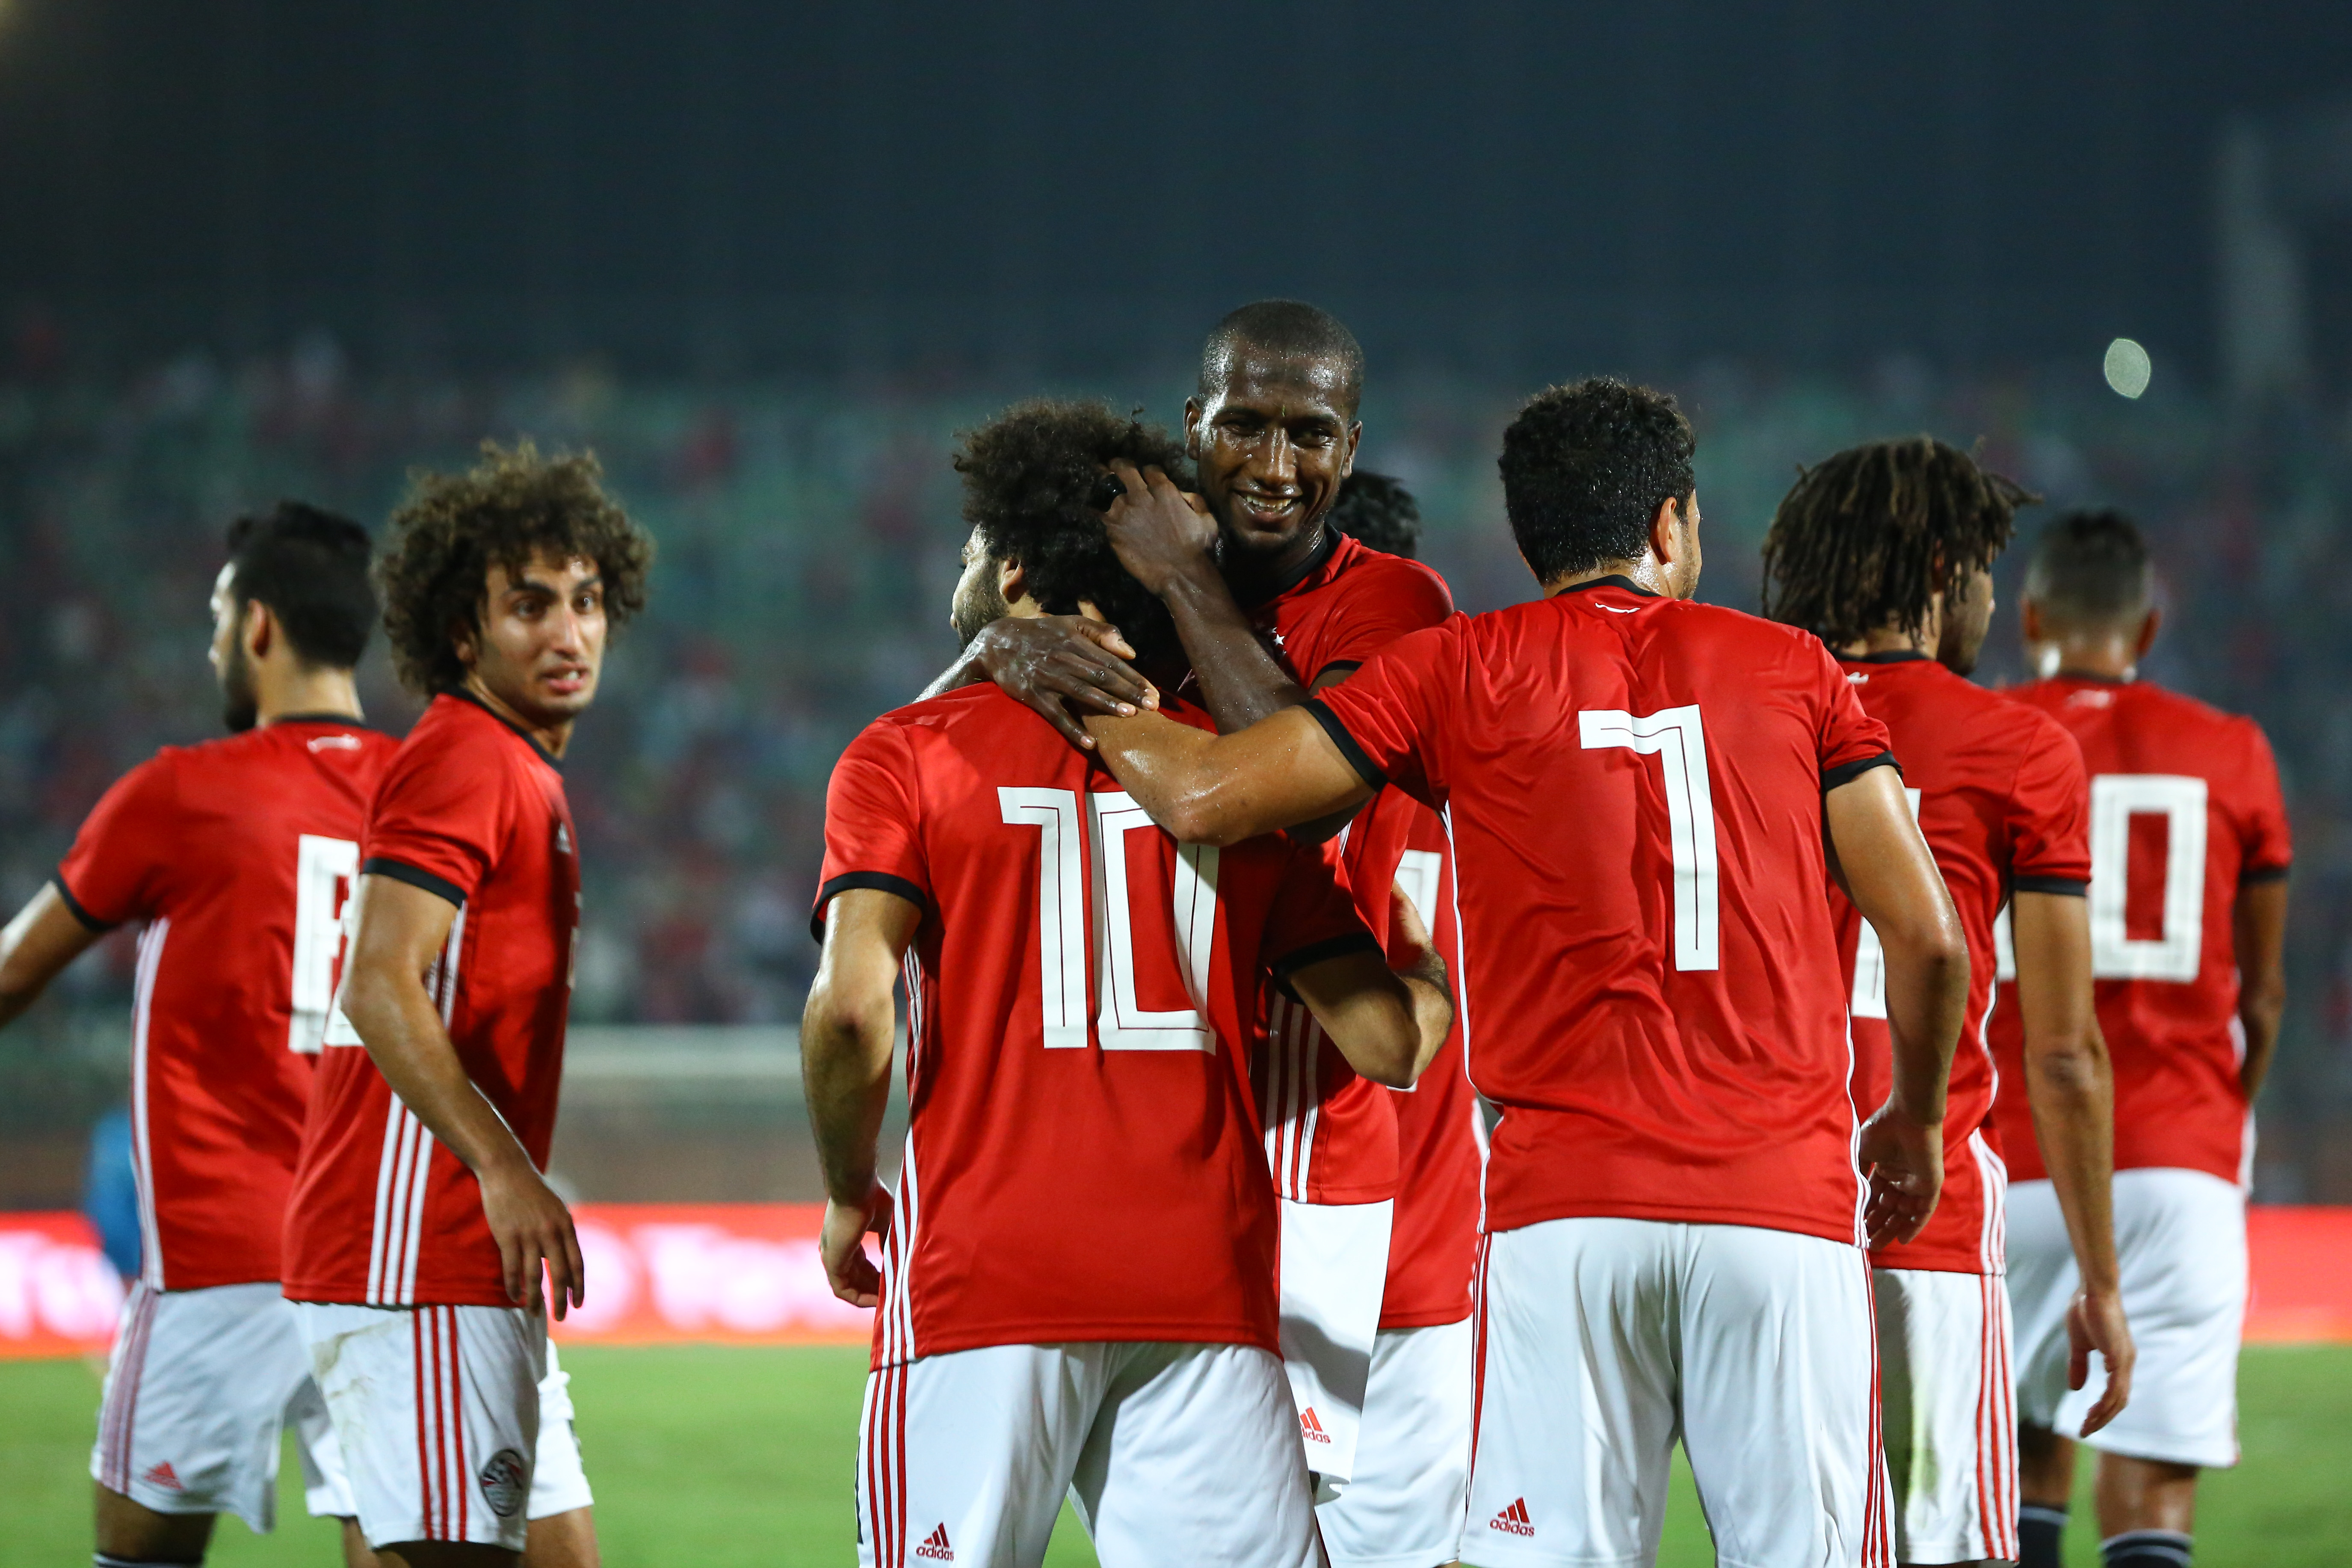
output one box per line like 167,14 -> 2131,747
915,1524 -> 955,1561
1489,1497 -> 1535,1537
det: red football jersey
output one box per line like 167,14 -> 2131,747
1242,529 -> 1459,1209
1831,654 -> 2091,1275
53,719 -> 397,1291
1312,577 -> 1898,1245
1378,807 -> 1485,1328
282,694 -> 582,1308
1988,677 -> 2291,1187
814,684 -> 1378,1369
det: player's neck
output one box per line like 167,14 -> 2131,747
1836,625 -> 1934,661
254,664 -> 364,728
461,674 -> 575,758
1544,558 -> 1669,598
2034,632 -> 2137,683
1223,520 -> 1331,605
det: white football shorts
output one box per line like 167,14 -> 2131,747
301,1335 -> 593,1524
1277,1196 -> 1394,1499
1318,1316 -> 1474,1568
90,1280 -> 325,1533
1873,1267 -> 2019,1564
855,1340 -> 1321,1568
1463,1217 -> 1891,1568
296,1300 -> 548,1552
2007,1169 -> 2246,1469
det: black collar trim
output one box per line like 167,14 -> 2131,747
1846,650 -> 1932,665
1237,524 -> 1339,609
271,711 -> 373,728
447,688 -> 562,769
1558,574 -> 1660,599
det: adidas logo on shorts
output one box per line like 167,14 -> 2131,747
916,1524 -> 955,1561
1299,1407 -> 1332,1444
142,1461 -> 184,1492
1489,1497 -> 1535,1537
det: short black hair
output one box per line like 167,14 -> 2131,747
954,399 -> 1194,666
1329,470 -> 1422,559
1760,437 -> 2035,647
1198,299 -> 1365,417
225,502 -> 377,670
1499,378 -> 1695,586
377,441 -> 654,695
2026,508 -> 2152,624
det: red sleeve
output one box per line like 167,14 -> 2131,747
54,753 -> 179,929
2007,714 -> 2093,894
2236,719 -> 2293,882
811,717 -> 931,939
1307,562 -> 1456,679
1262,834 -> 1382,985
363,732 -> 511,908
1811,642 -> 1899,788
1305,617 -> 1465,809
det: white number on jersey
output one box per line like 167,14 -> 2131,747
291,834 -> 361,1053
1393,849 -> 1443,932
1849,788 -> 1926,1019
1579,704 -> 1719,970
2088,774 -> 2207,982
1000,787 -> 1222,1053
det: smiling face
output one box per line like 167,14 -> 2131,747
1185,347 -> 1361,568
457,551 -> 609,728
950,527 -> 1018,644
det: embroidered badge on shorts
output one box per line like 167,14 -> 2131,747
479,1449 -> 530,1517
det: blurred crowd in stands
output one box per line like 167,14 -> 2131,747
5,328 -> 2351,1198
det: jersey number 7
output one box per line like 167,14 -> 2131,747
999,787 -> 1222,1053
1580,705 -> 1720,970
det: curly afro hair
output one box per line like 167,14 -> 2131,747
1761,437 -> 2035,647
1328,470 -> 1422,559
377,440 -> 654,695
1500,377 -> 1695,586
953,399 -> 1193,666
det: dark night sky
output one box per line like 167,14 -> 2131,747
2,0 -> 2348,379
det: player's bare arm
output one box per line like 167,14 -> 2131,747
2012,888 -> 2134,1433
1287,886 -> 1454,1087
918,615 -> 1158,749
1823,764 -> 1969,1248
0,885 -> 103,1030
2233,877 -> 2289,1102
801,887 -> 920,1308
1082,707 -> 1371,847
339,872 -> 586,1319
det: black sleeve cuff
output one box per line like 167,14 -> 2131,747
1822,750 -> 1901,791
1302,699 -> 1386,792
1269,931 -> 1386,1000
363,857 -> 467,909
2240,864 -> 2291,887
2012,876 -> 2089,898
48,872 -> 115,933
810,872 -> 930,943
1308,659 -> 1364,689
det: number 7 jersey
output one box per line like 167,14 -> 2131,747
814,684 -> 1381,1369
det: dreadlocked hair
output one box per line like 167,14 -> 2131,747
1760,436 -> 2037,647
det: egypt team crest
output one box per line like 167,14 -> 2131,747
479,1448 -> 530,1517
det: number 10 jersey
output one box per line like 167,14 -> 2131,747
814,684 -> 1379,1370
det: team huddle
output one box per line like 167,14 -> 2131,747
0,299 -> 2288,1568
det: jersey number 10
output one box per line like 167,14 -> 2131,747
999,787 -> 1222,1053
291,834 -> 361,1053
1991,773 -> 2208,986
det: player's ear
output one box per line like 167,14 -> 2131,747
1182,398 -> 1204,459
242,599 -> 274,661
1648,495 -> 1682,568
997,556 -> 1032,612
2020,597 -> 2044,646
2136,606 -> 2161,660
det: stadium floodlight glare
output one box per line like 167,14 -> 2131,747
2104,337 -> 2153,399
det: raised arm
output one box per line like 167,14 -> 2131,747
919,617 -> 1159,750
1825,765 -> 1970,1247
1083,706 -> 1373,846
340,873 -> 585,1318
2010,888 -> 2132,1432
2233,877 -> 2288,1103
0,885 -> 104,1031
1286,886 -> 1454,1088
802,887 -> 921,1307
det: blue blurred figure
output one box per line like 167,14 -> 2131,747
83,1106 -> 141,1281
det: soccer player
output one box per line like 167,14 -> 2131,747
0,503 -> 393,1568
1329,470 -> 1424,559
804,398 -> 1454,1568
1078,376 -> 1973,1568
1761,440 -> 2135,1568
281,444 -> 652,1568
1087,305 -> 1482,1546
1989,512 -> 2290,1568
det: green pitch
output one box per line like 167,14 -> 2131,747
4,1345 -> 2345,1565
